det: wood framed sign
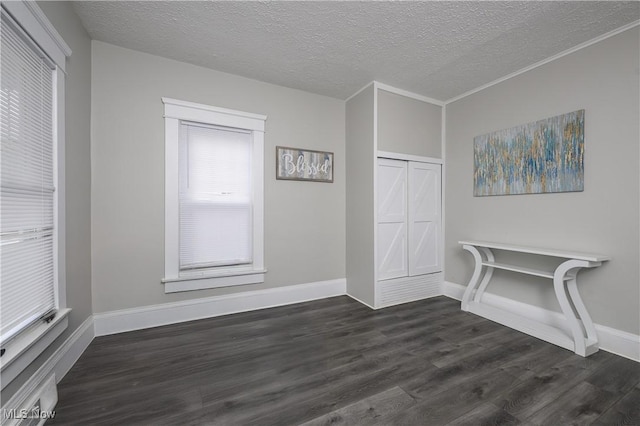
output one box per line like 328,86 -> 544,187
276,146 -> 334,183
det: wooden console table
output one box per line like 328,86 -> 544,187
459,240 -> 610,357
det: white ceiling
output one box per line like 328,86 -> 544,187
72,1 -> 640,101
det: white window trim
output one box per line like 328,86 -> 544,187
0,1 -> 71,389
162,98 -> 266,293
2,1 -> 71,72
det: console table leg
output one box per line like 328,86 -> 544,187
566,267 -> 600,349
461,245 -> 484,311
553,259 -> 593,356
473,247 -> 495,303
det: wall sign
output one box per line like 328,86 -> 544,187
276,146 -> 334,183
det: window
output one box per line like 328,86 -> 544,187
163,98 -> 266,293
179,123 -> 253,270
0,2 -> 71,388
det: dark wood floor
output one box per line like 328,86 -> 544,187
48,296 -> 639,425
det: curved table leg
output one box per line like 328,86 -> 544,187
473,247 -> 495,303
461,245 -> 485,311
553,259 -> 597,356
566,262 -> 600,353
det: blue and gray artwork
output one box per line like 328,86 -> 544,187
473,110 -> 584,196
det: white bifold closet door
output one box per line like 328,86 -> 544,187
377,158 -> 441,280
408,161 -> 441,275
377,159 -> 408,280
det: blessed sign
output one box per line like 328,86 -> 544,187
276,146 -> 334,183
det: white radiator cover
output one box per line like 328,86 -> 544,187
377,272 -> 442,308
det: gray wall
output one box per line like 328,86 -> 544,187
91,42 -> 345,313
2,1 -> 93,401
377,89 -> 442,158
445,27 -> 640,334
345,86 -> 376,306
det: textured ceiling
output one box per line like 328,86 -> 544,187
72,1 -> 640,101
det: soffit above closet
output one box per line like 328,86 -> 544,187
72,1 -> 639,102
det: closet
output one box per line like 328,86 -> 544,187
377,158 -> 441,280
346,82 -> 443,308
375,155 -> 442,307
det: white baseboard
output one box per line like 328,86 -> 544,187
442,280 -> 465,300
2,316 -> 95,415
53,316 -> 95,381
94,278 -> 347,336
346,292 -> 376,310
595,323 -> 640,362
443,281 -> 640,362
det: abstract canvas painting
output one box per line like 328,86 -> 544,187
473,110 -> 584,196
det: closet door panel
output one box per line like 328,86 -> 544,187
409,162 -> 441,276
377,158 -> 408,280
411,221 -> 438,273
377,159 -> 407,223
377,222 -> 407,280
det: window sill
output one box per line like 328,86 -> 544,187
162,269 -> 267,293
0,308 -> 71,389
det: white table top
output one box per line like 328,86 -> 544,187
459,240 -> 610,262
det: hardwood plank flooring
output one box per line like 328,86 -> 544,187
48,296 -> 640,425
299,386 -> 416,426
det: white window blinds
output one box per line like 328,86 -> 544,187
0,14 -> 56,343
178,122 -> 253,271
